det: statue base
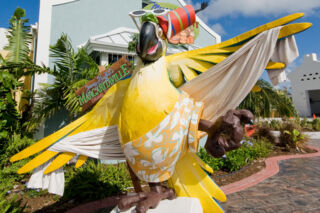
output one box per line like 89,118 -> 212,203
111,197 -> 203,213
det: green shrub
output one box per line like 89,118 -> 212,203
300,117 -> 308,128
198,138 -> 273,172
0,159 -> 29,194
0,134 -> 33,194
63,160 -> 132,202
312,118 -> 320,131
198,148 -> 225,171
0,135 -> 33,208
269,120 -> 282,130
0,133 -> 34,167
279,121 -> 306,150
0,193 -> 26,213
254,126 -> 276,144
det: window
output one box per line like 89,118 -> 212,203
108,54 -> 123,64
127,55 -> 134,63
108,54 -> 135,64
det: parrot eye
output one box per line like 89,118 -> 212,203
158,28 -> 163,38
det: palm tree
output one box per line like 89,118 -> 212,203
28,34 -> 99,131
0,7 -> 49,137
238,79 -> 298,118
4,7 -> 31,64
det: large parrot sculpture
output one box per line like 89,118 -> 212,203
10,3 -> 311,213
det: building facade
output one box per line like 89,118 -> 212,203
0,27 -> 9,58
288,53 -> 320,117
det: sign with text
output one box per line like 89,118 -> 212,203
75,56 -> 133,112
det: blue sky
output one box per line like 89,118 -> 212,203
0,0 -> 39,28
1,0 -> 319,90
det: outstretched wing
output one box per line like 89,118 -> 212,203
10,78 -> 130,174
166,13 -> 311,88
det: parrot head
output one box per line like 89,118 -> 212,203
131,3 -> 209,64
136,13 -> 166,64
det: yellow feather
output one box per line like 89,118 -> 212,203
183,152 -> 226,202
190,152 -> 213,174
278,23 -> 312,39
251,85 -> 262,93
17,150 -> 58,174
266,62 -> 285,70
179,64 -> 198,81
190,55 -> 227,64
10,115 -> 87,163
210,13 -> 305,49
75,155 -> 88,168
12,79 -> 131,174
170,153 -> 225,213
44,152 -> 75,174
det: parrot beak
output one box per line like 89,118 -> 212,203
137,21 -> 163,63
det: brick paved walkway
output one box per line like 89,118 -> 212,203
221,140 -> 320,213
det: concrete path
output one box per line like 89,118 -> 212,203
221,139 -> 320,213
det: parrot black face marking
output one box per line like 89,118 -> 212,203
137,22 -> 163,64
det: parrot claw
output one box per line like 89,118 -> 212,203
118,183 -> 175,213
202,109 -> 254,158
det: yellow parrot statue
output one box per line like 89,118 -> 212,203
10,4 -> 311,213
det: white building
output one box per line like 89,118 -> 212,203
0,28 -> 9,58
33,0 -> 221,137
288,53 -> 320,117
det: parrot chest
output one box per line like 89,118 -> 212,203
119,57 -> 180,144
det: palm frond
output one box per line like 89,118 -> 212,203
4,7 -> 32,64
239,80 -> 297,117
29,34 -> 99,130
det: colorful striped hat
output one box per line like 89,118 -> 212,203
157,5 -> 196,39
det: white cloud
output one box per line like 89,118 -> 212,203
201,0 -> 320,19
210,23 -> 227,35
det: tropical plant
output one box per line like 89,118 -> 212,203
63,160 -> 131,201
1,7 -> 48,78
198,138 -> 273,172
0,71 -> 21,149
0,193 -> 26,213
279,121 -> 306,150
239,80 -> 298,118
28,34 -> 99,131
0,133 -> 34,167
312,118 -> 320,131
128,33 -> 139,52
0,7 -> 50,135
4,7 -> 31,64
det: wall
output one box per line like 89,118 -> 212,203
288,53 -> 320,117
0,28 -> 9,58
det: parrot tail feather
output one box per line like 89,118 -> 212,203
168,152 -> 226,213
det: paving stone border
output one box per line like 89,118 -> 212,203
221,145 -> 320,195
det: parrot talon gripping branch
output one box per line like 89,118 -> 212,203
10,2 -> 311,213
